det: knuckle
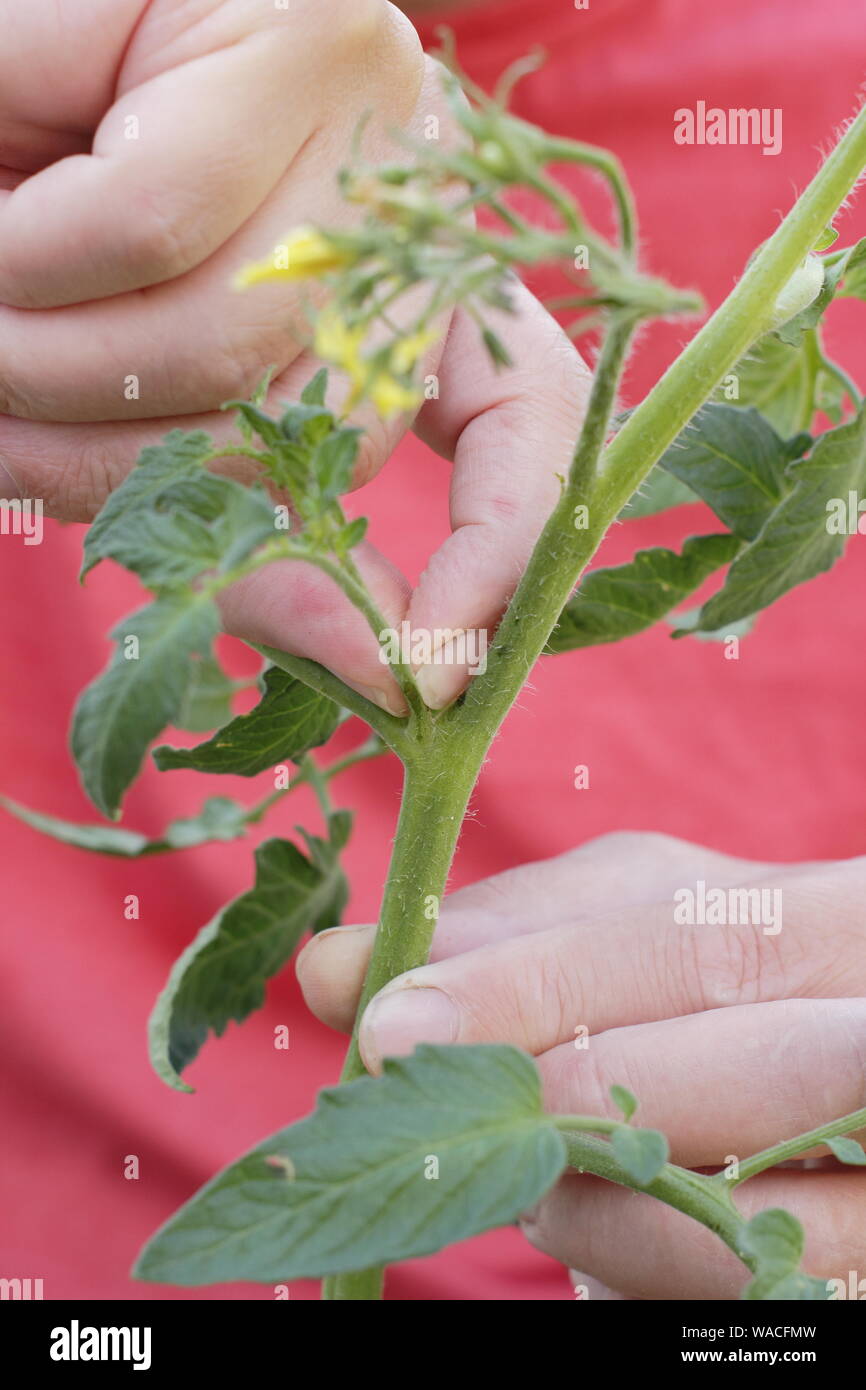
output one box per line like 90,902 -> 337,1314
691,918 -> 782,1009
125,195 -> 191,282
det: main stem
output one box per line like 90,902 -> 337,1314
322,740 -> 487,1300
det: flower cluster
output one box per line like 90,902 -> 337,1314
232,57 -> 700,420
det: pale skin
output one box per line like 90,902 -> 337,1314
3,0 -> 862,1297
0,0 -> 589,712
298,835 -> 866,1298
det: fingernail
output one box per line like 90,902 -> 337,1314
415,634 -> 471,710
0,455 -> 22,500
360,985 -> 459,1072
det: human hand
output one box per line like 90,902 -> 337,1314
297,831 -> 866,1297
0,0 -> 589,712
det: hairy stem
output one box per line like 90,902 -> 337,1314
322,738 -> 488,1300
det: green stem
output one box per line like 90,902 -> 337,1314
323,738 -> 488,1301
594,103 -> 866,521
723,1104 -> 866,1186
244,736 -> 384,826
562,1133 -> 748,1266
544,137 -> 637,258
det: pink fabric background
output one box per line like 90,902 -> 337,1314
1,0 -> 864,1300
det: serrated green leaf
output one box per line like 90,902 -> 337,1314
154,666 -> 340,777
546,533 -> 740,652
335,516 -> 368,557
722,334 -> 814,437
160,798 -> 249,850
81,430 -> 278,592
324,808 -> 353,852
301,368 -> 329,407
71,596 -> 219,819
92,475 -> 276,592
669,605 -> 757,641
0,794 -> 248,857
619,467 -> 699,520
312,428 -> 361,501
0,797 -> 153,856
658,405 -> 804,541
826,1136 -> 866,1165
176,654 -> 242,734
279,403 -> 334,446
694,404 -> 866,631
81,431 -> 214,580
611,1126 -> 668,1185
149,834 -> 348,1091
224,401 -> 285,452
134,1043 -> 567,1280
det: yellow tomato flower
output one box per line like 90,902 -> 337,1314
390,327 -> 438,375
368,372 -> 423,419
314,311 -> 366,379
234,227 -> 352,288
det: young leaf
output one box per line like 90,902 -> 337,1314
722,334 -> 815,438
619,467 -> 699,520
693,404 -> 866,631
0,794 -> 248,857
81,431 -> 214,580
610,1084 -> 638,1123
658,404 -> 805,541
134,1043 -> 567,1280
611,1126 -> 668,1185
71,596 -> 220,819
149,833 -> 348,1091
153,666 -> 340,777
84,473 -> 277,592
771,256 -> 844,347
312,428 -> 361,502
826,1136 -> 866,1166
737,1207 -> 825,1300
546,533 -> 739,652
175,653 -> 242,734
740,1207 -> 804,1271
301,367 -> 329,406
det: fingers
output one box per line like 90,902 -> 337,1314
0,351 -> 398,520
409,288 -> 592,707
537,997 -> 866,1167
0,9 -> 425,421
313,857 -> 866,1065
218,536 -> 410,714
296,833 -> 770,1033
523,1166 -> 865,1300
0,193 -> 315,421
0,0 -> 397,307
